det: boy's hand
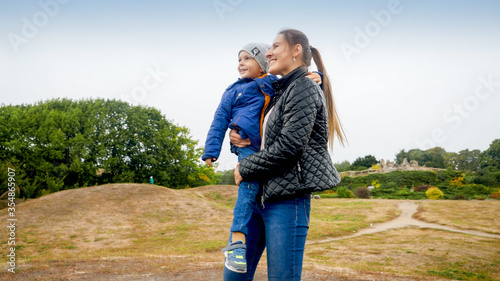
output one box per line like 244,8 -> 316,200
205,158 -> 216,167
306,71 -> 322,85
230,129 -> 251,148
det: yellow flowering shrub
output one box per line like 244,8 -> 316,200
426,186 -> 444,200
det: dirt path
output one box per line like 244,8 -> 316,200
308,201 -> 500,245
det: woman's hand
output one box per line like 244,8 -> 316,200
234,163 -> 243,185
306,71 -> 322,85
230,129 -> 251,148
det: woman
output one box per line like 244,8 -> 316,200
226,29 -> 346,280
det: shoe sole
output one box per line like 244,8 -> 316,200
224,252 -> 247,273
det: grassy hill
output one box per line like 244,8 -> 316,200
1,184 -> 238,260
1,184 -> 499,280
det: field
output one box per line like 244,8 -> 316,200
1,184 -> 499,280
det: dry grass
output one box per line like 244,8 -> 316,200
0,184 -> 499,280
309,199 -> 401,240
0,184 -> 234,263
414,200 -> 500,234
305,227 -> 500,280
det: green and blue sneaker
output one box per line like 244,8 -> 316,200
222,240 -> 247,273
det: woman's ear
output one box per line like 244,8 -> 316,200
293,44 -> 303,59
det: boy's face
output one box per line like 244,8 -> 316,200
238,51 -> 263,79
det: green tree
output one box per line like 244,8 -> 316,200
455,149 -> 481,172
426,147 -> 446,168
334,160 -> 351,172
443,151 -> 458,170
396,147 -> 445,168
218,169 -> 236,185
0,98 -> 218,197
351,155 -> 377,170
481,139 -> 500,172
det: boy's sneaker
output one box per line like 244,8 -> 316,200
222,240 -> 247,273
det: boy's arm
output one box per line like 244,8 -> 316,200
202,89 -> 234,162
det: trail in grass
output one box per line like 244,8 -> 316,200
308,202 -> 500,245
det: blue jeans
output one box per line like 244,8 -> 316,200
224,190 -> 311,281
231,147 -> 260,235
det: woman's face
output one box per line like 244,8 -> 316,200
266,34 -> 297,76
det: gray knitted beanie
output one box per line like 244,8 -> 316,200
239,42 -> 271,74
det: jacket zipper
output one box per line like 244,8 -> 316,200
259,91 -> 271,138
259,86 -> 271,209
297,161 -> 303,182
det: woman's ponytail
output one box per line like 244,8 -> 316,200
311,47 -> 347,147
280,29 -> 347,148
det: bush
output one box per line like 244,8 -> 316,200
217,169 -> 235,185
319,192 -> 338,198
491,192 -> 500,200
448,184 -> 491,198
404,191 -> 427,200
337,186 -> 354,198
354,166 -> 368,171
414,185 -> 430,192
354,187 -> 370,198
394,188 -> 412,197
450,194 -> 468,200
315,189 -> 338,198
370,182 -> 398,198
336,170 -> 496,200
371,180 -> 381,188
426,187 -> 444,200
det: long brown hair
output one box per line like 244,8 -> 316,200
279,29 -> 347,147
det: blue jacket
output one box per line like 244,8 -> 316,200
202,74 -> 278,161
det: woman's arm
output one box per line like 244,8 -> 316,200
238,80 -> 321,181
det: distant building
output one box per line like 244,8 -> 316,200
340,158 -> 445,178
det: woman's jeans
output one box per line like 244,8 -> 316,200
231,147 -> 260,235
224,191 -> 311,281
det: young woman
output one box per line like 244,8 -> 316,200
226,29 -> 346,280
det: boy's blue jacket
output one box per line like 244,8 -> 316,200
202,74 -> 278,161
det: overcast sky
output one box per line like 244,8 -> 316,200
1,0 -> 499,171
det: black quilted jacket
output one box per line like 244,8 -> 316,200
238,67 -> 341,202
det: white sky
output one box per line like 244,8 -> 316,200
1,0 -> 499,171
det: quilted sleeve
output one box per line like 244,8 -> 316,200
239,79 -> 320,181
